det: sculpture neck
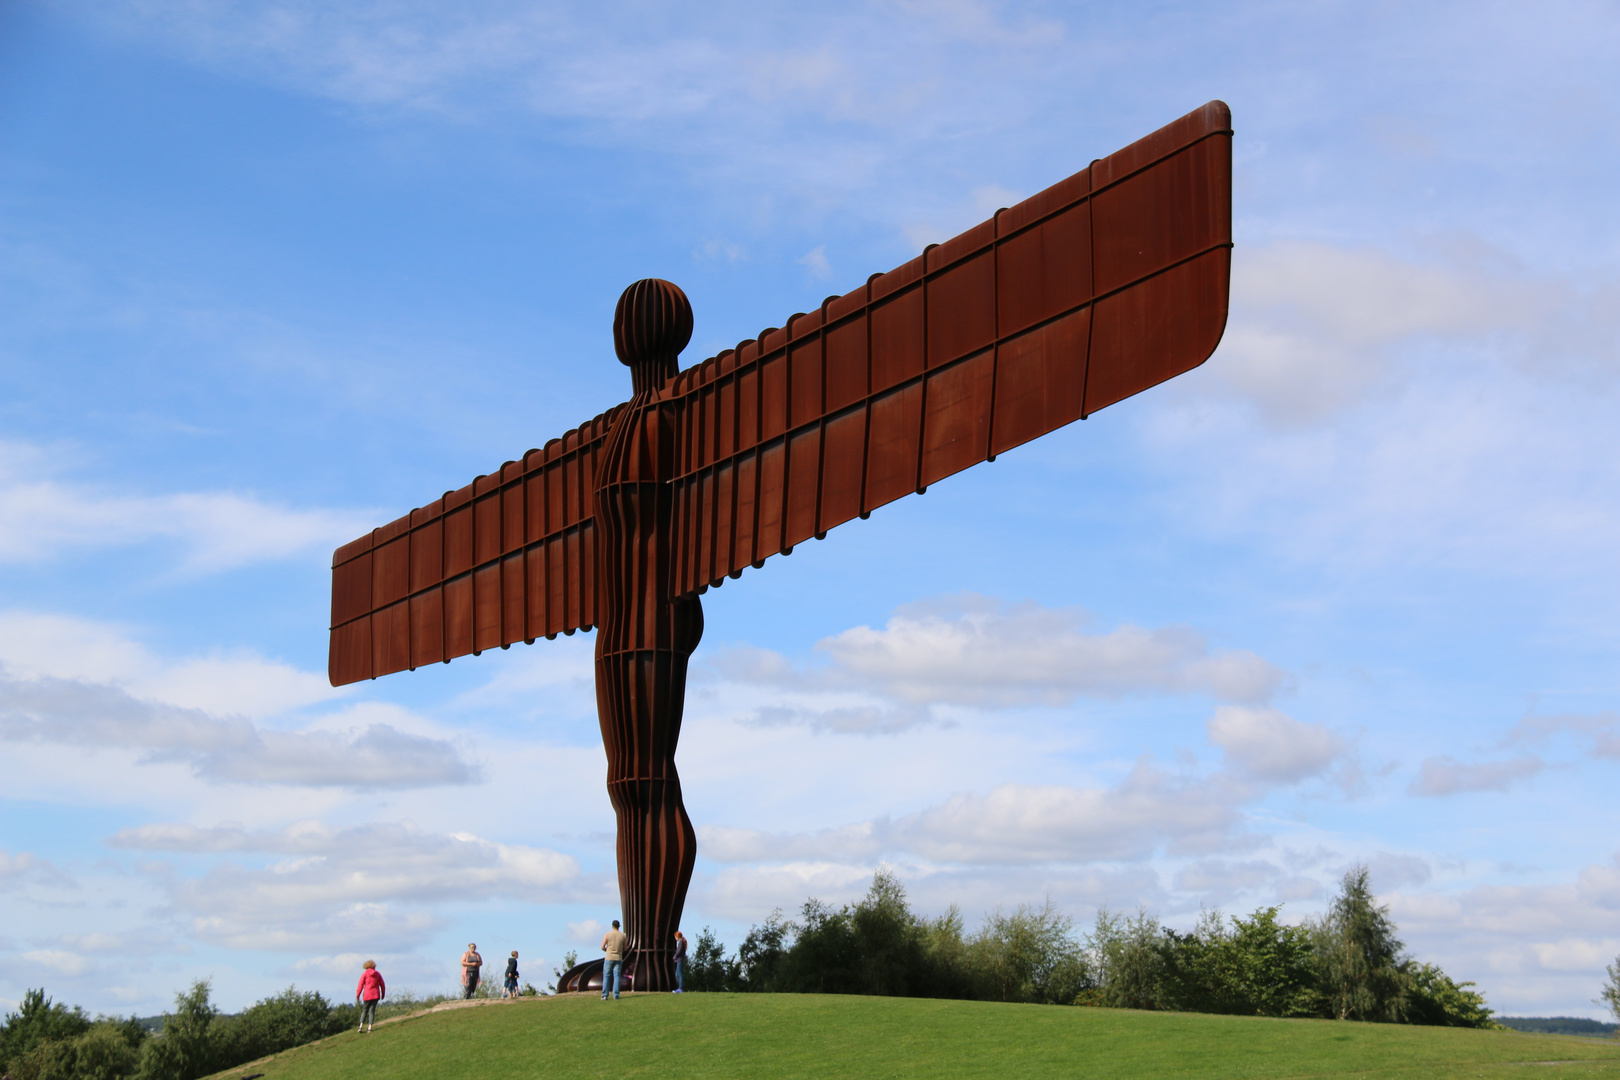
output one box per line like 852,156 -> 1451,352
629,357 -> 676,396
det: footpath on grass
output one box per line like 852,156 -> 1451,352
204,992 -> 1620,1080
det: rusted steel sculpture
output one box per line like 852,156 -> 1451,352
328,102 -> 1234,993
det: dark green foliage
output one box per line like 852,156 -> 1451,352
1087,908 -> 1167,1010
736,910 -> 794,991
969,900 -> 1089,1005
695,866 -> 1494,1030
134,979 -> 218,1080
686,927 -> 741,992
3,980 -> 382,1080
1311,866 -> 1410,1022
210,986 -> 352,1064
1402,962 -> 1498,1028
765,874 -> 977,998
1498,1016 -> 1618,1036
1601,955 -> 1620,1027
1160,907 -> 1319,1017
546,949 -> 579,994
1,989 -> 93,1072
10,1022 -> 144,1080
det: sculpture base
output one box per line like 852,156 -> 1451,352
554,949 -> 679,994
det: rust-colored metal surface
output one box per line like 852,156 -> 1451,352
329,102 -> 1233,990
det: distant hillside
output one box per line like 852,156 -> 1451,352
1497,1016 -> 1617,1037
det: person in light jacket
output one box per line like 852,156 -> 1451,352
355,960 -> 386,1033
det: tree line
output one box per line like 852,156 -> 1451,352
684,865 -> 1498,1027
0,982 -> 363,1080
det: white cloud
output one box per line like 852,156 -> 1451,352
564,920 -> 605,945
716,594 -> 1284,711
17,950 -> 92,978
1173,859 -> 1281,894
744,703 -> 938,735
113,821 -> 581,951
1383,858 -> 1620,1014
897,770 -> 1247,864
797,245 -> 832,280
1408,755 -> 1544,797
1218,241 -> 1620,425
0,672 -> 478,789
0,850 -> 71,891
1207,706 -> 1345,783
1513,712 -> 1620,760
0,442 -> 372,571
700,761 -> 1250,867
1364,852 -> 1432,890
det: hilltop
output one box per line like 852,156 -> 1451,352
206,993 -> 1620,1080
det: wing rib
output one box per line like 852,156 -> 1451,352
327,406 -> 623,686
664,101 -> 1234,598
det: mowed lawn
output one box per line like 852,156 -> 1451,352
207,993 -> 1620,1080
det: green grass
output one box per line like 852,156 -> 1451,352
207,993 -> 1620,1080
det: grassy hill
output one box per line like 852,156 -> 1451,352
206,993 -> 1620,1080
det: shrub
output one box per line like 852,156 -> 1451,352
1311,866 -> 1409,1022
11,1022 -> 143,1080
134,980 -> 217,1080
1,989 -> 93,1073
1403,962 -> 1498,1028
967,900 -> 1089,1005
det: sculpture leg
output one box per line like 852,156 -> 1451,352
594,594 -> 701,992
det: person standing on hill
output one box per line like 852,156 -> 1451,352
504,950 -> 521,998
601,920 -> 629,1000
461,943 -> 484,999
672,930 -> 687,994
355,960 -> 386,1033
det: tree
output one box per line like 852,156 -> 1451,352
685,928 -> 739,992
1597,955 -> 1620,1027
1312,866 -> 1409,1022
211,986 -> 348,1066
1404,962 -> 1497,1028
735,910 -> 793,991
0,990 -> 92,1073
134,979 -> 218,1080
11,1022 -> 143,1080
1088,907 -> 1166,1010
968,900 -> 1089,1005
546,950 -> 579,994
1159,906 -> 1318,1017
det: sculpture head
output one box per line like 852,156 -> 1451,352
614,278 -> 692,392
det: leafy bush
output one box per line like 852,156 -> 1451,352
10,1022 -> 144,1080
1160,906 -> 1319,1017
210,986 -> 351,1064
686,928 -> 740,992
1403,962 -> 1497,1028
134,980 -> 218,1080
1601,955 -> 1620,1028
1,989 -> 93,1073
695,865 -> 1495,1028
1311,866 -> 1410,1022
968,900 -> 1089,1005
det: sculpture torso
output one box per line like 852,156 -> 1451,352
590,381 -> 702,991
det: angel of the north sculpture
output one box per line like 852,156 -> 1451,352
328,101 -> 1232,994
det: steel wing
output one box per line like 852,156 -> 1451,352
661,101 -> 1233,599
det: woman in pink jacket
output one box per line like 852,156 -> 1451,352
355,960 -> 386,1033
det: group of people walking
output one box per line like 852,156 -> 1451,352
460,943 -> 524,999
347,943 -> 522,1035
347,921 -> 685,1033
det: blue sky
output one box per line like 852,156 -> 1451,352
2,0 -> 1618,1019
